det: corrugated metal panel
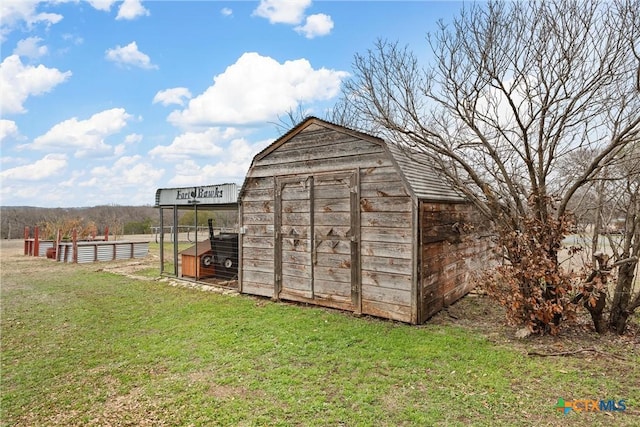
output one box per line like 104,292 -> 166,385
133,242 -> 149,259
115,243 -> 132,260
38,241 -> 53,257
97,245 -> 113,261
55,241 -> 149,263
77,245 -> 96,263
62,244 -> 73,262
386,143 -> 466,202
57,243 -> 71,262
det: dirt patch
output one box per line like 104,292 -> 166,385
0,238 -> 27,256
98,258 -> 159,280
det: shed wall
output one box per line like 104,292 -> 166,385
240,125 -> 415,322
419,202 -> 493,321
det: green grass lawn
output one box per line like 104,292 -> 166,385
1,251 -> 638,426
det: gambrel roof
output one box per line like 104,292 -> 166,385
240,117 -> 466,203
385,142 -> 465,202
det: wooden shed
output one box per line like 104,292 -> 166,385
238,117 -> 492,324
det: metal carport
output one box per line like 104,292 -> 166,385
154,183 -> 239,283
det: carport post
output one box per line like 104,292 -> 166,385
173,205 -> 179,277
193,196 -> 199,281
159,208 -> 164,274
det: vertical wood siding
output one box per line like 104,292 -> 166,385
419,202 -> 493,321
239,176 -> 275,297
240,125 -> 415,322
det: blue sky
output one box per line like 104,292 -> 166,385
1,0 -> 464,208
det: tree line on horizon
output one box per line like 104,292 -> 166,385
0,205 -> 159,240
0,205 -> 240,241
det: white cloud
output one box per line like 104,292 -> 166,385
86,0 -> 118,12
0,55 -> 71,114
167,52 -> 348,127
0,1 -> 63,42
221,7 -> 233,17
62,33 -> 84,45
30,108 -> 133,158
0,0 -> 39,29
105,41 -> 157,70
169,159 -> 206,186
14,36 -> 48,59
0,120 -> 19,143
87,0 -> 149,20
114,144 -> 126,156
110,156 -> 164,185
253,0 -> 311,24
149,128 -> 229,161
117,0 -> 150,20
34,12 -> 63,27
253,0 -> 333,38
0,159 -> 163,206
114,133 -> 142,155
168,137 -> 271,186
84,155 -> 164,203
295,13 -> 333,38
0,153 -> 67,181
153,87 -> 192,106
29,155 -> 164,206
124,133 -> 143,144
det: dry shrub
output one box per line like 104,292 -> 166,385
38,218 -> 98,240
484,199 -> 578,335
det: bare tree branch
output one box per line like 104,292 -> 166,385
335,0 -> 640,230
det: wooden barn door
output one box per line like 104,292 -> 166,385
275,176 -> 313,299
275,171 -> 361,312
312,171 -> 361,312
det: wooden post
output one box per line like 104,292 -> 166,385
56,230 -> 62,261
33,226 -> 40,257
104,226 -> 109,242
24,226 -> 30,255
72,228 -> 78,263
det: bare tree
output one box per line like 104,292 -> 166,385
271,105 -> 313,135
332,0 -> 640,333
607,164 -> 640,334
573,149 -> 640,334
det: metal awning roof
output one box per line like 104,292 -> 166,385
155,183 -> 239,208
